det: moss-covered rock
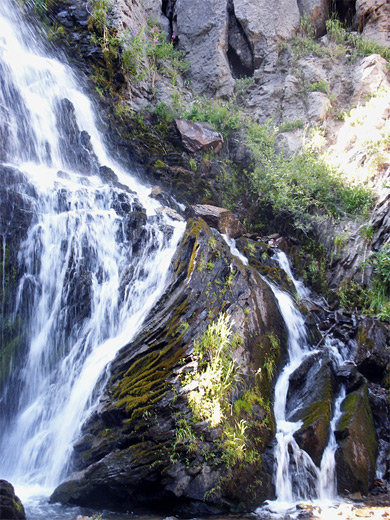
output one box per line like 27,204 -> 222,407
51,217 -> 287,515
0,480 -> 26,520
335,384 -> 378,495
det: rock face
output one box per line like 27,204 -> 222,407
287,353 -> 336,466
172,0 -> 300,95
355,0 -> 390,47
175,119 -> 224,153
190,204 -> 247,238
51,217 -> 287,515
174,0 -> 234,97
0,480 -> 26,520
355,318 -> 390,385
232,0 -> 300,69
0,166 -> 36,394
297,0 -> 330,35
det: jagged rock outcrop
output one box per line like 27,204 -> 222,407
298,0 -> 330,35
51,217 -> 287,515
355,0 -> 390,47
173,0 -> 234,97
172,0 -> 300,95
232,0 -> 300,69
0,480 -> 26,520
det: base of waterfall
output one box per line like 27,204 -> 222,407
256,488 -> 390,520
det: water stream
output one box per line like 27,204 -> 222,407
263,251 -> 348,514
0,0 -> 185,513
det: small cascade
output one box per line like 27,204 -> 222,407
0,0 -> 185,506
318,388 -> 346,500
267,280 -> 320,507
258,251 -> 350,512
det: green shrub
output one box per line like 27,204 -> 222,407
185,314 -> 238,427
183,97 -> 242,137
245,122 -> 374,232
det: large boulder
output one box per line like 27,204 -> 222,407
51,217 -> 287,515
175,119 -> 224,153
0,480 -> 25,520
335,385 -> 378,495
287,352 -> 336,466
190,204 -> 247,238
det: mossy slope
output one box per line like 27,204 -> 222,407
51,217 -> 287,515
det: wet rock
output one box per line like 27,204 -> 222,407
190,204 -> 246,238
56,98 -> 99,175
0,480 -> 26,520
0,166 -> 36,393
175,119 -> 224,153
335,385 -> 378,495
51,217 -> 287,514
150,185 -> 163,198
287,352 -> 336,466
155,207 -> 186,222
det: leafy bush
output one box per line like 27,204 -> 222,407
183,98 -> 242,136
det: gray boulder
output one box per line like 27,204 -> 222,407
0,480 -> 25,520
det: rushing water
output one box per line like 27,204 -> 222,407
258,252 -> 349,515
0,0 -> 185,514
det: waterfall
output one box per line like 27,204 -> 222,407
258,251 -> 349,513
0,0 -> 185,504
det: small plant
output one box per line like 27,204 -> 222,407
185,314 -> 238,427
337,279 -> 369,311
278,120 -> 305,132
334,232 -> 349,254
189,158 -> 197,172
360,224 -> 375,242
309,80 -> 329,94
207,261 -> 214,271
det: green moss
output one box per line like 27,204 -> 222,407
115,344 -> 183,417
154,159 -> 166,170
336,385 -> 378,494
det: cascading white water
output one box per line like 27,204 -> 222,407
0,0 -> 185,507
260,251 -> 349,513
